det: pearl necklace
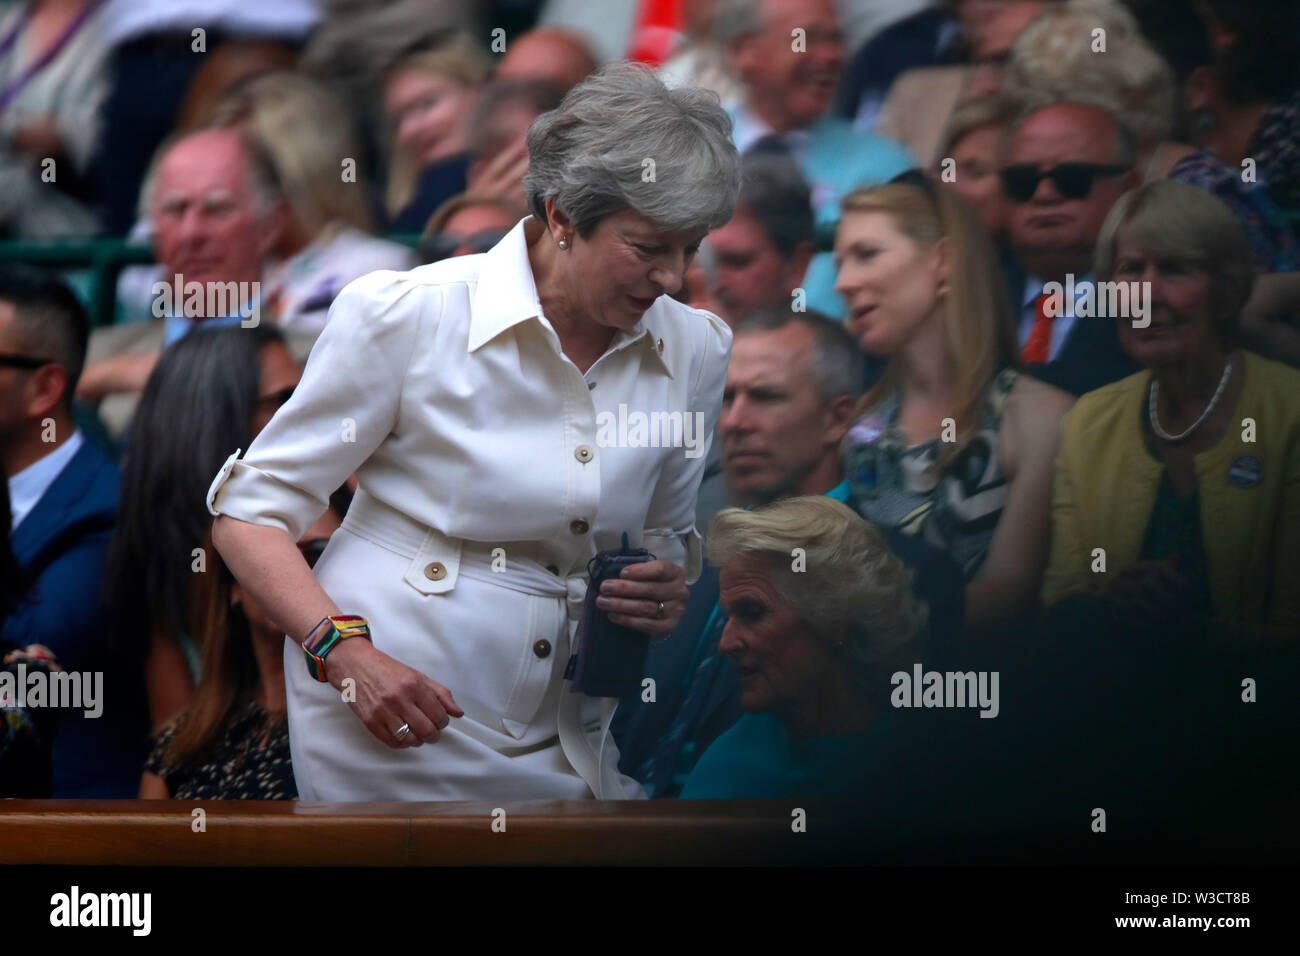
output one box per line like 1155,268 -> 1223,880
1148,358 -> 1232,442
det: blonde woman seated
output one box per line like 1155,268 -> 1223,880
833,175 -> 1075,636
1042,180 -> 1300,653
679,496 -> 926,800
211,72 -> 417,332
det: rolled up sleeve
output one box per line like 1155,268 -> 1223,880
642,311 -> 731,585
207,272 -> 431,540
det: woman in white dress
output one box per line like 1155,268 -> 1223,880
207,64 -> 741,800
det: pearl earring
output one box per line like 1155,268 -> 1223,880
558,237 -> 569,250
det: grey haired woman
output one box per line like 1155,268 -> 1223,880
207,64 -> 742,800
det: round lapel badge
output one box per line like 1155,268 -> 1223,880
1228,454 -> 1262,488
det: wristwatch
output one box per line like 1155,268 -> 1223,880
302,615 -> 371,681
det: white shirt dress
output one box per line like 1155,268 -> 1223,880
206,217 -> 731,801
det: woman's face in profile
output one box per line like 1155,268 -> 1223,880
386,69 -> 477,166
564,208 -> 706,332
1111,232 -> 1218,369
945,124 -> 1006,238
717,558 -> 834,717
833,210 -> 945,357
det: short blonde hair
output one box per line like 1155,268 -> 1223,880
210,71 -> 376,235
387,32 -> 492,90
1002,0 -> 1175,153
937,94 -> 1023,165
1094,180 -> 1254,343
705,496 -> 927,696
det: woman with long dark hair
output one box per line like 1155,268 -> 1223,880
103,323 -> 298,731
138,499 -> 345,799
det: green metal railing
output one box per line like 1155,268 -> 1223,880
0,238 -> 155,327
0,234 -> 424,328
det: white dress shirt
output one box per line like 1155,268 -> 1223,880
1020,273 -> 1088,363
8,429 -> 83,531
207,216 -> 730,800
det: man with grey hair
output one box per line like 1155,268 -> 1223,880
715,0 -> 913,319
614,304 -> 967,796
706,152 -> 816,326
78,127 -> 297,436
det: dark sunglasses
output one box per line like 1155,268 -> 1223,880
999,163 -> 1131,202
419,228 -> 509,263
298,537 -> 329,570
0,352 -> 52,370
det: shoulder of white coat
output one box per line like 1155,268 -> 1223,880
658,298 -> 732,381
327,264 -> 459,332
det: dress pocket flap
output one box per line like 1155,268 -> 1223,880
403,525 -> 464,595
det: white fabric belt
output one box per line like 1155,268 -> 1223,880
337,488 -> 630,798
341,487 -> 589,617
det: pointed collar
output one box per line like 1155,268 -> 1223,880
467,216 -> 545,352
467,216 -> 676,378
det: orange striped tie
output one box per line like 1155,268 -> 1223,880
1021,291 -> 1054,364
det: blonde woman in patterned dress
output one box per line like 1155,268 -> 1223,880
833,175 -> 1075,637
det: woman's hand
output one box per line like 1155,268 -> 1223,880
323,638 -> 464,748
467,138 -> 529,207
1107,559 -> 1192,625
595,559 -> 689,637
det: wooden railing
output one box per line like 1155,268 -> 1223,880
0,800 -> 852,866
4,796 -> 1291,866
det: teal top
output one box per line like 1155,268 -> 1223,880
664,479 -> 853,795
678,708 -> 903,800
178,632 -> 202,685
824,479 -> 851,504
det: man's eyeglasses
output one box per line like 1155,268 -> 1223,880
0,353 -> 52,370
999,163 -> 1131,203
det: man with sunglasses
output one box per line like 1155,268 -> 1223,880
0,265 -> 148,798
1000,102 -> 1142,396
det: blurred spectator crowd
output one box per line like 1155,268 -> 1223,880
0,0 -> 1296,834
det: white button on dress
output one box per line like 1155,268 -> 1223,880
206,216 -> 731,801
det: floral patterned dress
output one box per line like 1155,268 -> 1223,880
842,368 -> 1018,580
144,700 -> 296,800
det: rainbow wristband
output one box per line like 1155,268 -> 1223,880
302,615 -> 371,682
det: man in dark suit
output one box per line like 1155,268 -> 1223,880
1001,102 -> 1142,396
612,306 -> 964,797
0,266 -> 148,797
